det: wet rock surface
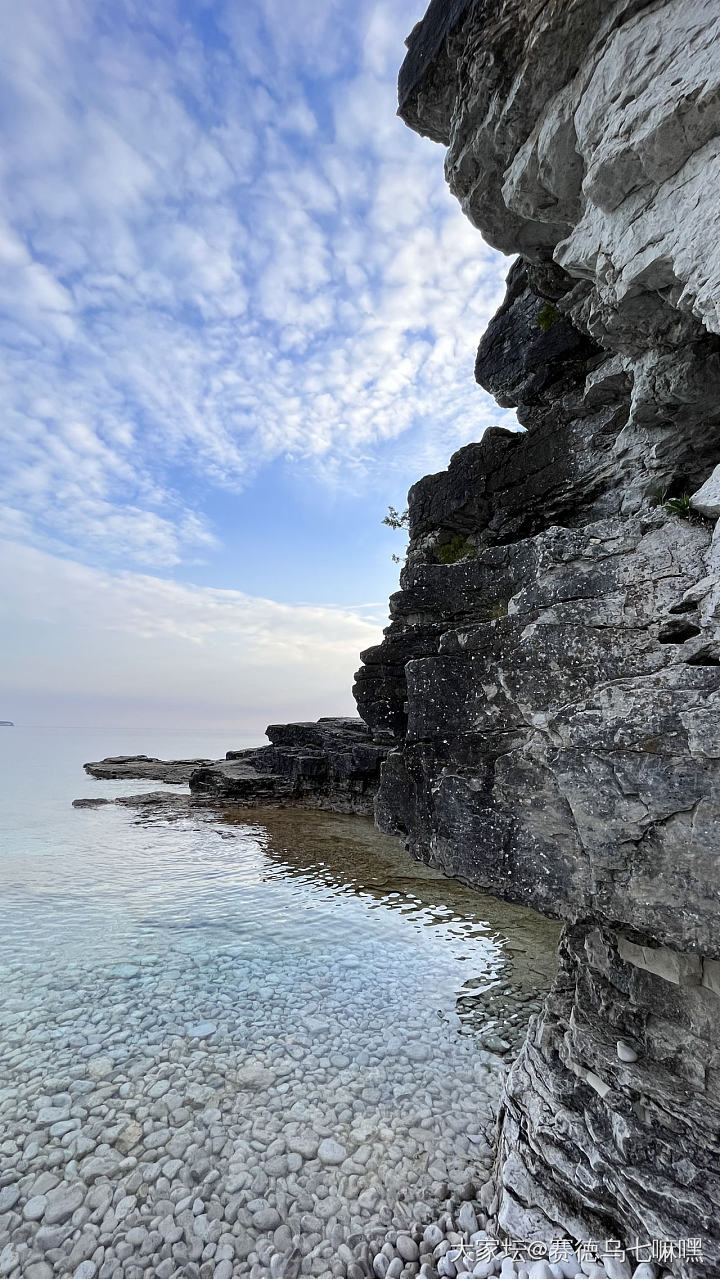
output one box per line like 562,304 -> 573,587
354,1 -> 720,1271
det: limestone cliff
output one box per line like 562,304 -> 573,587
354,2 -> 720,1272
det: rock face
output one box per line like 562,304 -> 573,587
189,719 -> 389,816
355,2 -> 720,1272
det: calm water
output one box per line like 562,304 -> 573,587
0,726 -> 560,1277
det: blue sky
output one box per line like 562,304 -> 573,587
0,0 -> 513,730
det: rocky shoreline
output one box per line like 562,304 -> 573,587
66,741 -> 672,1279
5,791 -> 567,1279
60,0 -> 720,1272
349,1 -> 720,1271
78,720 -> 389,819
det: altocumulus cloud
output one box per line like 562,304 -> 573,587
0,0 -> 513,724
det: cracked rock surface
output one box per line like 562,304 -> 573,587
84,721 -> 389,818
355,1 -> 720,1272
189,720 -> 389,817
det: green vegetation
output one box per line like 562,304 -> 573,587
382,505 -> 409,567
436,534 -> 474,564
382,505 -> 409,530
536,301 -> 560,332
664,492 -> 693,518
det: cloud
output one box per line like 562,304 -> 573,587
0,540 -> 382,727
0,0 -> 513,572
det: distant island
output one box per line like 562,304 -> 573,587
0,721 -> 13,726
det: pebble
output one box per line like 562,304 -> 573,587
0,810 -> 570,1279
616,1041 -> 638,1064
456,1203 -> 478,1235
603,1261 -> 633,1279
187,1021 -> 217,1038
318,1138 -> 347,1165
23,1193 -> 47,1220
406,1042 -> 431,1063
87,1056 -> 114,1079
73,1264 -> 98,1279
398,1237 -> 420,1262
44,1182 -> 85,1224
116,1120 -> 143,1154
0,1185 -> 20,1213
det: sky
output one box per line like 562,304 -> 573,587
0,0 -> 514,732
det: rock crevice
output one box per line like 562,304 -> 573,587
354,2 -> 720,1270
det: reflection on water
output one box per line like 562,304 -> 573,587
0,728 -> 561,1276
0,730 -> 559,1044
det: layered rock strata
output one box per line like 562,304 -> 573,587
189,718 -> 389,816
84,756 -> 214,784
83,721 -> 388,817
355,2 -> 720,1272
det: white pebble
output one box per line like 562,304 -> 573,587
186,1021 -> 216,1038
73,1263 -> 97,1279
616,1040 -> 638,1063
317,1138 -> 347,1165
604,1259 -> 633,1279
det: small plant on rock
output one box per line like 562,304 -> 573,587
436,534 -> 473,564
664,492 -> 693,519
536,301 -> 560,332
382,505 -> 409,566
382,506 -> 409,530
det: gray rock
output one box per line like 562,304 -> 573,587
690,465 -> 720,519
73,1264 -> 98,1279
455,1205 -> 478,1237
397,1239 -> 420,1263
317,1139 -> 347,1166
252,1207 -> 281,1231
186,1021 -> 217,1039
188,719 -> 388,815
115,1120 -> 142,1154
44,1182 -> 85,1225
0,1185 -> 19,1213
83,755 -> 214,783
353,0 -> 720,1267
23,1194 -> 47,1220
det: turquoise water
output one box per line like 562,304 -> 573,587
0,726 -> 559,1278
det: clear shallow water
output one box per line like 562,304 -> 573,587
0,727 -> 560,1279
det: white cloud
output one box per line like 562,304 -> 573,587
0,0 -> 513,572
0,541 -> 382,727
